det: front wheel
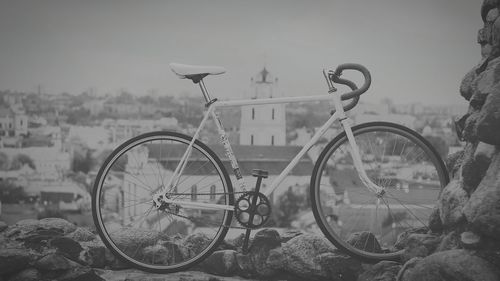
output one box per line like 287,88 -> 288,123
92,131 -> 234,273
310,122 -> 449,262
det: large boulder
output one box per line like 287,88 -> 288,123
398,249 -> 499,281
437,180 -> 468,228
0,248 -> 32,276
5,218 -> 76,239
463,152 -> 500,239
246,229 -> 281,278
267,234 -> 334,278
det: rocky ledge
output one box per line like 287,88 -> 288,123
0,217 -> 499,281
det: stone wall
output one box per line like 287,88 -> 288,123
394,0 -> 500,280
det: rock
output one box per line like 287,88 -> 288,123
357,260 -> 401,281
435,230 -> 462,252
80,240 -> 107,268
474,57 -> 500,96
7,268 -> 41,281
280,229 -> 303,243
463,152 -> 500,238
21,228 -> 64,251
460,68 -> 477,100
461,231 -> 481,249
461,142 -> 489,193
110,227 -> 162,259
246,229 -> 281,278
34,253 -> 72,271
235,252 -> 254,278
477,86 -> 500,145
394,227 -> 428,250
0,248 -> 32,275
427,207 -> 443,233
50,236 -> 84,261
58,267 -> 105,281
267,234 -> 336,280
462,113 -> 480,143
142,243 -> 183,266
66,227 -> 96,242
475,142 -> 496,162
482,0 -> 500,23
316,252 -> 361,281
201,250 -> 238,276
395,257 -> 422,281
487,8 -> 500,23
346,231 -> 381,253
445,150 -> 465,179
5,218 -> 76,239
226,233 -> 245,250
398,249 -> 499,281
182,232 -> 212,259
438,180 -> 468,227
400,233 -> 441,263
96,268 -> 260,281
0,221 -> 7,233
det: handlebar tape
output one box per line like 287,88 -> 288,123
332,63 -> 372,100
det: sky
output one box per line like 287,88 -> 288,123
0,0 -> 482,105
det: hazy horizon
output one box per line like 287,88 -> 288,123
0,0 -> 482,106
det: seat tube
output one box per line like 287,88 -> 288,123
199,79 -> 213,102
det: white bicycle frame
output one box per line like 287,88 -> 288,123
160,85 -> 383,211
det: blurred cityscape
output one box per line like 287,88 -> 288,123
0,67 -> 467,230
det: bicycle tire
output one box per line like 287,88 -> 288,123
92,131 -> 234,273
310,122 -> 449,262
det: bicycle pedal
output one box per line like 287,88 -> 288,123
252,169 -> 268,178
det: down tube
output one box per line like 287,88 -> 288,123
263,111 -> 341,197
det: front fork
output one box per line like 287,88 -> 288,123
332,94 -> 385,196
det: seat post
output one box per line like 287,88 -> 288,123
198,79 -> 213,103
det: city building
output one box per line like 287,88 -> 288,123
240,67 -> 286,146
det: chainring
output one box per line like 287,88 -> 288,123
235,191 -> 272,228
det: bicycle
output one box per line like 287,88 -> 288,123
92,63 -> 449,273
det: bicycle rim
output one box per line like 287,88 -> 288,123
92,131 -> 233,272
311,122 -> 448,262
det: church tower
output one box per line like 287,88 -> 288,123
239,67 -> 286,146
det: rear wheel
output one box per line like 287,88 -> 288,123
310,122 -> 449,262
92,131 -> 234,273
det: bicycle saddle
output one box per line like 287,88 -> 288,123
169,63 -> 226,79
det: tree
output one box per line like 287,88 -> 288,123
10,154 -> 36,170
72,149 -> 94,174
